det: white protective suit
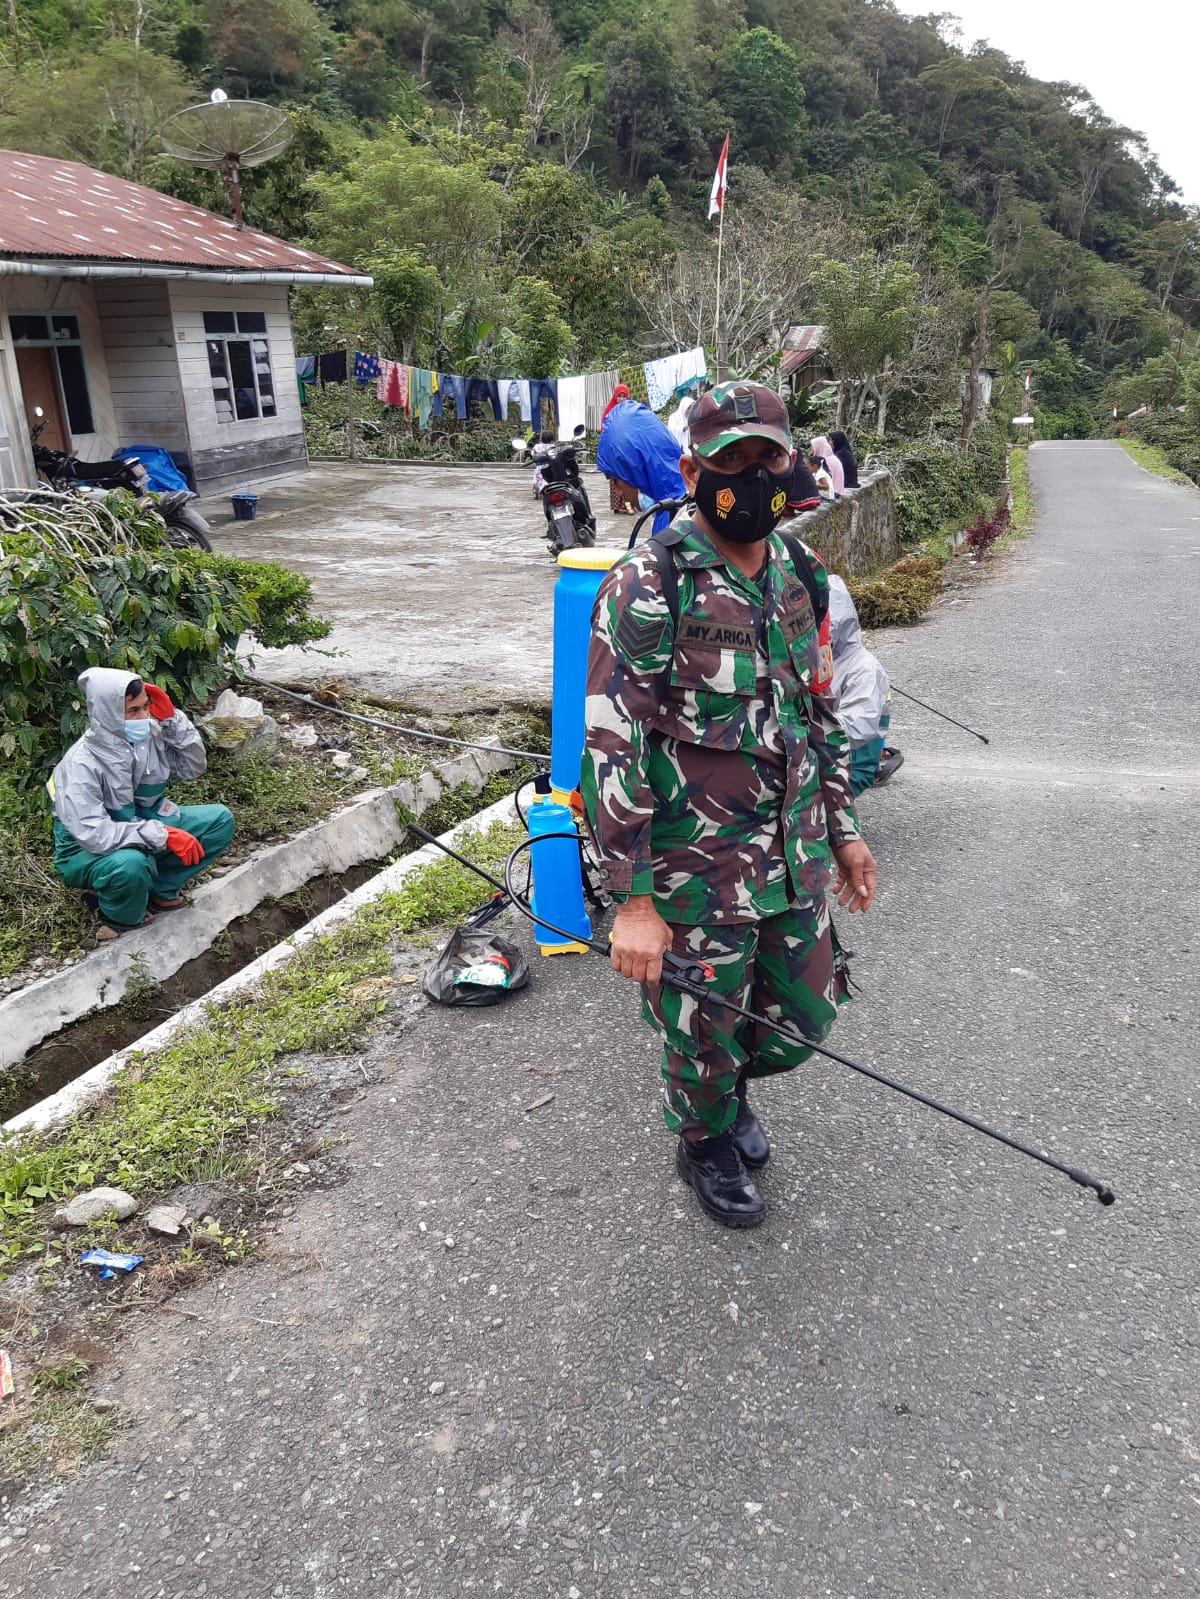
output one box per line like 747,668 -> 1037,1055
49,666 -> 208,854
827,576 -> 890,748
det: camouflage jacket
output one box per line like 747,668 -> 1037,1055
581,517 -> 861,925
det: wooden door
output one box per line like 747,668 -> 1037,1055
16,347 -> 68,454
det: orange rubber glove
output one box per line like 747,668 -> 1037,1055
144,683 -> 175,721
163,827 -> 204,866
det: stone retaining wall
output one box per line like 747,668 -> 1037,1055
791,469 -> 897,576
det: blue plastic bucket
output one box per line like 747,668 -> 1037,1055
230,493 -> 258,521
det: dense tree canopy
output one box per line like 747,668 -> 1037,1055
1,0 -> 1197,441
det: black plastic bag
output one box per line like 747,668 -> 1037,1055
422,927 -> 530,1007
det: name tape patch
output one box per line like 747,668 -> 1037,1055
678,619 -> 757,652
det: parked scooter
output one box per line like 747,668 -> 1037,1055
533,426 -> 596,555
29,408 -> 212,550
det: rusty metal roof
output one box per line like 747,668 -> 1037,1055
780,324 -> 827,377
0,150 -> 363,280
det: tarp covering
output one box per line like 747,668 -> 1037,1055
113,446 -> 189,493
596,399 -> 686,533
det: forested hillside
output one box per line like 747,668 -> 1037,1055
2,0 -> 1198,446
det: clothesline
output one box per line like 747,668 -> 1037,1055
294,345 -> 707,433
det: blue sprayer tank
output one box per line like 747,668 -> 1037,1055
534,546 -> 620,955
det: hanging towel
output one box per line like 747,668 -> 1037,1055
498,378 -> 533,424
377,360 -> 406,407
528,377 -> 559,431
410,368 -> 435,428
439,373 -> 468,421
318,351 -> 348,386
555,374 -> 588,438
584,369 -> 620,431
643,345 -> 706,410
295,355 -> 316,382
354,352 -> 381,386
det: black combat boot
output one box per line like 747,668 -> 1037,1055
675,1130 -> 765,1228
731,1074 -> 770,1168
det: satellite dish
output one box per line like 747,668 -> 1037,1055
160,93 -> 293,229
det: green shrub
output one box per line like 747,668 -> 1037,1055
1126,410 -> 1200,486
848,557 -> 942,626
192,553 -> 331,650
0,496 -> 329,785
883,418 -> 1007,546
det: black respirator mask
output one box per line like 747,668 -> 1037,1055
693,460 -> 792,544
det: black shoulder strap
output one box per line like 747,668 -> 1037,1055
646,529 -> 827,639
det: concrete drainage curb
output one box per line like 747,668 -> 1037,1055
0,745 -> 519,1076
5,791 -> 520,1137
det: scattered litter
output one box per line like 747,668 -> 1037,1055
520,1063 -> 575,1078
80,1249 -> 143,1281
145,1205 -> 189,1237
524,1093 -> 555,1114
727,1301 -> 739,1325
0,1351 -> 13,1398
744,1501 -> 763,1517
59,1187 -> 138,1226
423,928 -> 530,1008
429,1381 -> 446,1396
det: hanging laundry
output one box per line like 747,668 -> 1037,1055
354,352 -> 381,386
318,351 -> 348,386
377,359 -> 407,408
465,378 -> 503,421
555,374 -> 588,438
584,369 -> 620,432
295,355 -> 316,382
410,368 -> 436,428
643,346 -> 706,410
498,378 -> 533,424
431,371 -> 443,420
438,373 -> 468,421
528,378 -> 559,432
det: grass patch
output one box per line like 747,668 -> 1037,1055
0,1390 -> 120,1494
1114,436 -> 1195,488
0,817 -> 524,1272
176,745 -> 344,845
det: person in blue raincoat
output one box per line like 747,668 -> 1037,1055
596,398 -> 688,533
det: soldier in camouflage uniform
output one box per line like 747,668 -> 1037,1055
581,382 -> 878,1228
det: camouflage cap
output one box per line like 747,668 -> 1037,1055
687,381 -> 793,458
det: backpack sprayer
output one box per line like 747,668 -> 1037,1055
405,817 -> 1116,1210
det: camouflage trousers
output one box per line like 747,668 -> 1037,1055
641,897 -> 847,1138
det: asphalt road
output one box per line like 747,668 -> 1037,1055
4,442 -> 1197,1597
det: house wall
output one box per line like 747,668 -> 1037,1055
0,276 -> 119,467
168,281 -> 307,489
0,314 -> 27,489
94,278 -> 189,454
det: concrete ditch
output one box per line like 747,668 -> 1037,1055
0,744 -> 519,1079
5,790 -> 520,1137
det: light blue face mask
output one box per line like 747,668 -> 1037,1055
123,719 -> 152,744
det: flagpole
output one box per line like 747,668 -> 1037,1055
712,132 -> 729,382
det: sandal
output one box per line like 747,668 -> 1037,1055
149,894 -> 186,912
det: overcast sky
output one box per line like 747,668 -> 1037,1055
893,1 -> 1200,204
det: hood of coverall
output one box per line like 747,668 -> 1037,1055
827,575 -> 863,659
80,666 -> 143,743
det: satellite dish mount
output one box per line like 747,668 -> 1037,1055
160,90 -> 293,231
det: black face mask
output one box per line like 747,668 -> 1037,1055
694,462 -> 792,544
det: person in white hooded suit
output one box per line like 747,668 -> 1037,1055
49,667 -> 234,930
827,576 -> 903,792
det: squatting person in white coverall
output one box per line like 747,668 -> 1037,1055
48,667 -> 234,931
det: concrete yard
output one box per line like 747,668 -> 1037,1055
203,462 -> 625,712
4,442 -> 1197,1597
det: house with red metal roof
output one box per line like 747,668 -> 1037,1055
0,150 -> 370,491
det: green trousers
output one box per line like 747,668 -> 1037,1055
849,700 -> 891,797
641,896 -> 848,1138
53,804 -> 235,927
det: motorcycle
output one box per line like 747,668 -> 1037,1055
29,408 -> 213,550
533,426 -> 596,555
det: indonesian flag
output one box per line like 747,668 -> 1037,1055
708,132 -> 730,220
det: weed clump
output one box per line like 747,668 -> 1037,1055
847,554 -> 943,627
